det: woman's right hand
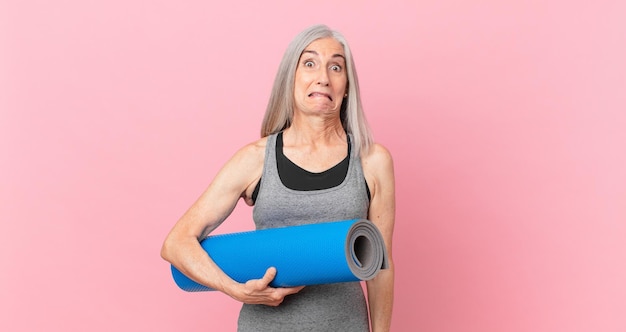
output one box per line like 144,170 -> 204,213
162,140 -> 302,305
229,267 -> 305,306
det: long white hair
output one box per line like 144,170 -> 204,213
260,24 -> 373,155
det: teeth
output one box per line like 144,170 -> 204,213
309,92 -> 332,101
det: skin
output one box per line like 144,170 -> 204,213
161,37 -> 395,331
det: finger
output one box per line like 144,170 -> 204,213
284,286 -> 305,295
248,266 -> 276,291
260,267 -> 277,285
275,286 -> 304,299
264,286 -> 304,306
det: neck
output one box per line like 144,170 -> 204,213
285,113 -> 345,146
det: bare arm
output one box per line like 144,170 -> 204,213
363,144 -> 396,332
160,139 -> 303,305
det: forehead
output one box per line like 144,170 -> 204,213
302,37 -> 345,57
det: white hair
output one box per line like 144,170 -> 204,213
260,24 -> 373,155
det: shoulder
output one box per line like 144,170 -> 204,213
226,136 -> 269,171
361,143 -> 394,174
237,136 -> 268,158
221,137 -> 269,204
361,143 -> 395,196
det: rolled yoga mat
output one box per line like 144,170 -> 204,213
171,218 -> 389,292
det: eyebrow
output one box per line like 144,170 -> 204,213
302,50 -> 346,61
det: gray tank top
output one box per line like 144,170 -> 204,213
252,132 -> 370,228
237,132 -> 370,331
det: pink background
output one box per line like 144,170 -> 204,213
2,1 -> 625,331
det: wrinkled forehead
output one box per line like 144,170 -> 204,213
301,37 -> 346,60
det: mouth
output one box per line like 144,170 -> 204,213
308,92 -> 333,101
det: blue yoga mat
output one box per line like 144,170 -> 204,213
171,219 -> 388,292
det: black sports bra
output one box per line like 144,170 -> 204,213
251,132 -> 370,202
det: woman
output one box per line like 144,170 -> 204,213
161,24 -> 395,331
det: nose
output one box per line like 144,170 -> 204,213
316,68 -> 330,86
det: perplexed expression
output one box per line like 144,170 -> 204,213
293,38 -> 348,115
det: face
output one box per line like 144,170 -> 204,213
293,37 -> 348,116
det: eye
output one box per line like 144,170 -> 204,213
330,64 -> 342,72
304,61 -> 315,67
